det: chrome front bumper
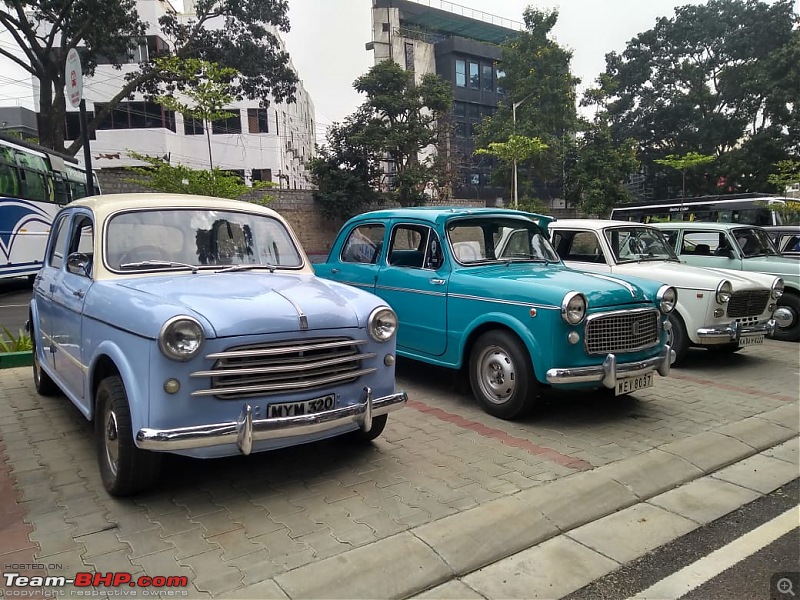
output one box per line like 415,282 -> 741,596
545,344 -> 674,388
696,319 -> 776,344
136,387 -> 408,455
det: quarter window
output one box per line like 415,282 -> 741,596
48,214 -> 70,269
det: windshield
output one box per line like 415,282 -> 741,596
106,208 -> 303,271
604,226 -> 678,263
447,216 -> 560,265
732,227 -> 781,258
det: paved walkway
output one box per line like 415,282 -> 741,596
0,339 -> 798,599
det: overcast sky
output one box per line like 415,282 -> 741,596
282,0 -> 789,142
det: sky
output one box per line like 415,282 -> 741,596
281,0 -> 715,142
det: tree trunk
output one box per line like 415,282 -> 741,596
37,71 -> 68,154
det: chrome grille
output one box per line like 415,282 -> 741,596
190,338 -> 376,399
727,290 -> 770,318
585,309 -> 660,354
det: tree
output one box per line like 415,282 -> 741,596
126,151 -> 272,201
653,152 -> 716,198
567,122 -> 638,217
353,60 -> 452,207
0,0 -> 298,154
768,159 -> 800,194
474,135 -> 548,208
307,108 -> 383,224
154,57 -> 238,169
476,7 -> 579,202
584,0 -> 798,199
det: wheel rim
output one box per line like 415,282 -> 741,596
103,405 -> 120,477
775,306 -> 797,330
475,344 -> 516,405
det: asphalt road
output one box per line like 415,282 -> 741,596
0,276 -> 32,342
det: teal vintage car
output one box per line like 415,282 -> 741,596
315,208 -> 677,419
651,221 -> 800,342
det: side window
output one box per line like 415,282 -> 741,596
388,224 -> 427,268
65,215 -> 94,277
47,214 -> 70,269
341,224 -> 384,264
682,231 -> 723,256
660,229 -> 679,250
562,231 -> 605,263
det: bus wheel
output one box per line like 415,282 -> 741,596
774,294 -> 800,342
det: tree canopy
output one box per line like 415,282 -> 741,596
476,8 -> 579,202
0,0 -> 299,154
584,0 -> 799,199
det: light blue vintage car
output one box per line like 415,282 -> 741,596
315,208 -> 677,420
29,194 -> 406,496
651,221 -> 800,342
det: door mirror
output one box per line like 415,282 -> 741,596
67,252 -> 92,277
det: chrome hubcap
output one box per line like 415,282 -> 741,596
104,409 -> 120,476
774,306 -> 796,330
476,345 -> 516,404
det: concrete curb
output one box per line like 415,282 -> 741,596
269,404 -> 799,599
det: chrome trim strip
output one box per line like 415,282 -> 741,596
696,319 -> 776,343
137,389 -> 409,453
376,285 -> 446,297
190,367 -> 378,396
545,344 -> 674,386
205,339 -> 366,360
274,289 -> 309,331
190,352 -> 377,378
339,281 -> 375,290
448,293 -> 559,310
586,273 -> 637,297
43,332 -> 89,374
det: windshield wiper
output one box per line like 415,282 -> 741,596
216,264 -> 277,273
502,254 -> 552,265
119,260 -> 199,274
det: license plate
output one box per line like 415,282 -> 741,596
616,372 -> 654,396
268,394 -> 335,418
738,335 -> 764,347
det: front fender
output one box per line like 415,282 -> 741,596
87,337 -> 151,434
458,311 -> 546,374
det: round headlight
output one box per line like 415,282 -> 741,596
561,291 -> 587,325
772,277 -> 784,300
159,316 -> 204,361
715,280 -> 733,304
657,285 -> 677,314
368,307 -> 398,342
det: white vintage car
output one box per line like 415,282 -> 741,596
547,220 -> 783,363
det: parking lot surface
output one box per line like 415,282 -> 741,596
1,340 -> 798,598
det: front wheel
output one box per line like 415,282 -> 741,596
667,313 -> 690,365
774,294 -> 800,342
95,376 -> 161,496
469,330 -> 537,420
343,414 -> 388,443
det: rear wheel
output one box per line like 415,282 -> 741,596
95,376 -> 161,496
31,326 -> 59,396
774,293 -> 800,342
469,330 -> 537,420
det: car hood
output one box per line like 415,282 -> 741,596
614,261 -> 767,291
457,263 -> 657,309
114,272 -> 361,337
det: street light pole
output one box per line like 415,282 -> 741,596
511,94 -> 532,210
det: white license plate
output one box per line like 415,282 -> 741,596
738,335 -> 764,347
268,394 -> 335,418
616,372 -> 654,396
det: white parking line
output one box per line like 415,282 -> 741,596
629,506 -> 800,600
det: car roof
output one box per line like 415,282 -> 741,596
69,193 -> 284,221
549,219 -> 660,229
352,206 -> 552,225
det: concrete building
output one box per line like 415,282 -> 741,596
368,0 -> 522,203
0,0 -> 315,190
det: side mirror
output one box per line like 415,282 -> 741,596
67,252 -> 92,277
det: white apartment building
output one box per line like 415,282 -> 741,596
4,0 -> 315,189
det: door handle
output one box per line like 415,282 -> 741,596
72,289 -> 84,298
331,268 -> 340,274
49,284 -> 56,293
429,278 -> 446,285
